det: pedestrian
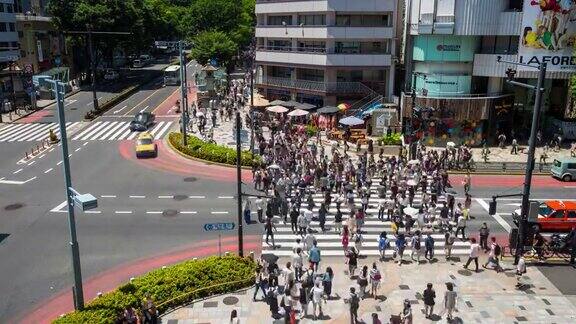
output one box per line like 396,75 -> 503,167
378,199 -> 386,221
304,228 -> 316,252
357,265 -> 369,299
463,237 -> 480,272
346,246 -> 359,278
281,262 -> 295,286
479,222 -> 490,252
444,232 -> 455,261
298,276 -> 310,319
369,262 -> 382,299
255,197 -> 265,223
395,233 -> 407,265
318,203 -> 328,232
297,211 -> 307,237
424,233 -> 435,260
322,267 -> 334,298
371,313 -> 382,324
444,282 -> 457,321
423,283 -> 436,319
243,200 -> 252,224
399,299 -> 413,324
264,217 -> 277,248
568,226 -> 576,266
308,240 -> 321,272
511,137 -> 518,154
334,205 -> 343,233
483,237 -> 502,272
290,206 -> 299,234
253,262 -> 268,300
463,172 -> 471,194
349,287 -> 360,324
292,248 -> 303,282
515,253 -> 527,288
342,225 -> 350,252
230,309 -> 239,324
310,281 -> 327,320
141,293 -> 158,324
378,231 -> 390,261
122,306 -> 139,324
455,213 -> 467,240
410,230 -> 422,263
266,286 -> 281,319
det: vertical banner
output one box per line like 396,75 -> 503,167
518,0 -> 576,71
37,40 -> 44,62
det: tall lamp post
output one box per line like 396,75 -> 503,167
179,40 -> 188,146
496,56 -> 547,264
34,76 -> 99,310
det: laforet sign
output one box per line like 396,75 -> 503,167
518,0 -> 576,72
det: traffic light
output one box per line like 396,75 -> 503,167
489,198 -> 497,215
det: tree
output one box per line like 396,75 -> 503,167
189,31 -> 237,71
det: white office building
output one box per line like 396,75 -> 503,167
255,0 -> 403,107
403,0 -> 575,144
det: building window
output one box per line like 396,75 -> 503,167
335,42 -> 360,54
269,66 -> 292,78
297,40 -> 325,52
6,4 -> 13,13
8,23 -> 15,32
335,41 -> 389,54
0,4 -> 4,12
11,41 -> 18,48
18,31 -> 23,38
266,39 -> 291,51
480,36 -> 519,54
268,15 -> 292,26
335,14 -> 391,27
298,14 -> 326,26
508,0 -> 523,11
0,24 -> 6,32
0,42 -> 9,51
298,68 -> 324,82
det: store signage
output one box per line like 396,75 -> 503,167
436,44 -> 460,52
518,0 -> 576,72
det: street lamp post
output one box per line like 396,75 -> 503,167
235,110 -> 244,257
497,56 -> 547,264
179,41 -> 188,146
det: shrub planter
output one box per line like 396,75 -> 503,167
53,256 -> 256,324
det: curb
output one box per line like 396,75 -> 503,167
1,88 -> 81,123
164,133 -> 253,170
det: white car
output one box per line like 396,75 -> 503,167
104,70 -> 119,81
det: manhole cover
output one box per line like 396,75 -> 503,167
183,177 -> 198,182
173,195 -> 188,201
4,203 -> 24,211
222,296 -> 239,305
162,209 -> 178,217
457,269 -> 473,276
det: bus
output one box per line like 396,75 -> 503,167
164,65 -> 181,86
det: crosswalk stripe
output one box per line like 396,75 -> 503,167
155,121 -> 173,139
126,129 -> 141,140
15,123 -> 55,141
3,123 -> 47,141
90,121 -> 120,140
98,121 -> 126,140
79,121 -> 111,141
72,122 -> 103,140
116,126 -> 134,140
260,249 -> 470,257
107,123 -> 131,140
149,121 -> 165,137
261,235 -> 470,247
0,123 -> 22,137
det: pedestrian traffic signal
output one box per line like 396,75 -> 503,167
489,198 -> 497,215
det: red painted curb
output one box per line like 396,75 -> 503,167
16,235 -> 261,324
118,140 -> 253,183
450,174 -> 561,188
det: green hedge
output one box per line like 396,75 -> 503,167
54,256 -> 256,324
169,132 -> 261,167
379,132 -> 402,145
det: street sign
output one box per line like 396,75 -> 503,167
54,56 -> 62,67
210,58 -> 218,67
204,222 -> 235,231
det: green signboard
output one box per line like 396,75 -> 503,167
415,74 -> 471,96
413,35 -> 477,62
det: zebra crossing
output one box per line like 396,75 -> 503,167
0,121 -> 174,142
261,177 -> 472,257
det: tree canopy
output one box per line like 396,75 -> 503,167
189,31 -> 237,69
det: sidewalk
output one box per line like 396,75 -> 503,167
161,255 -> 576,323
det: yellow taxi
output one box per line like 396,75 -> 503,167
135,132 -> 157,158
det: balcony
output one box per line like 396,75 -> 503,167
256,0 -> 395,14
16,14 -> 52,22
255,75 -> 372,95
256,25 -> 393,39
256,47 -> 392,66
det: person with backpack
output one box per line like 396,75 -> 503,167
348,287 -> 360,323
423,283 -> 436,319
266,286 -> 281,319
378,232 -> 390,261
346,246 -> 359,278
322,267 -> 334,298
483,237 -> 502,272
410,230 -> 422,264
357,265 -> 369,299
424,233 -> 435,260
444,232 -> 455,261
352,231 -> 363,255
369,263 -> 382,299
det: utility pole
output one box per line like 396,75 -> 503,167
235,110 -> 244,257
249,47 -> 255,154
179,40 -> 188,146
64,29 -> 131,112
497,56 -> 547,264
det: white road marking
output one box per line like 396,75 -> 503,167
13,168 -> 23,174
50,200 -> 68,212
85,210 -> 102,214
48,148 -> 54,152
83,142 -> 88,146
44,168 -> 53,174
139,106 -> 149,113
158,195 -> 173,199
38,154 -> 45,159
180,211 -> 197,214
155,122 -> 173,138
146,211 -> 163,214
211,211 -> 229,214
476,198 -> 512,233
129,195 -> 146,199
101,195 -> 117,198
113,105 -> 128,114
564,186 -> 576,189
68,154 -> 72,158
64,99 -> 78,106
189,195 -> 205,199
115,211 -> 132,214
75,148 -> 81,152
57,161 -> 63,165
217,196 -> 234,199
27,161 -> 36,166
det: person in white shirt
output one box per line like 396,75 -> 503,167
304,209 -> 314,224
515,254 -> 527,288
310,282 -> 326,320
463,238 -> 480,272
297,212 -> 308,237
292,248 -> 304,281
282,262 -> 295,285
304,229 -> 316,252
255,197 -> 265,223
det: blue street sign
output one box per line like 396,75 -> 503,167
204,222 -> 235,231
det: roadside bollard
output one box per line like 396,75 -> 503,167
97,292 -> 103,298
249,251 -> 254,260
162,266 -> 167,270
225,251 -> 230,256
192,257 -> 197,261
502,163 -> 507,173
130,277 -> 135,283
